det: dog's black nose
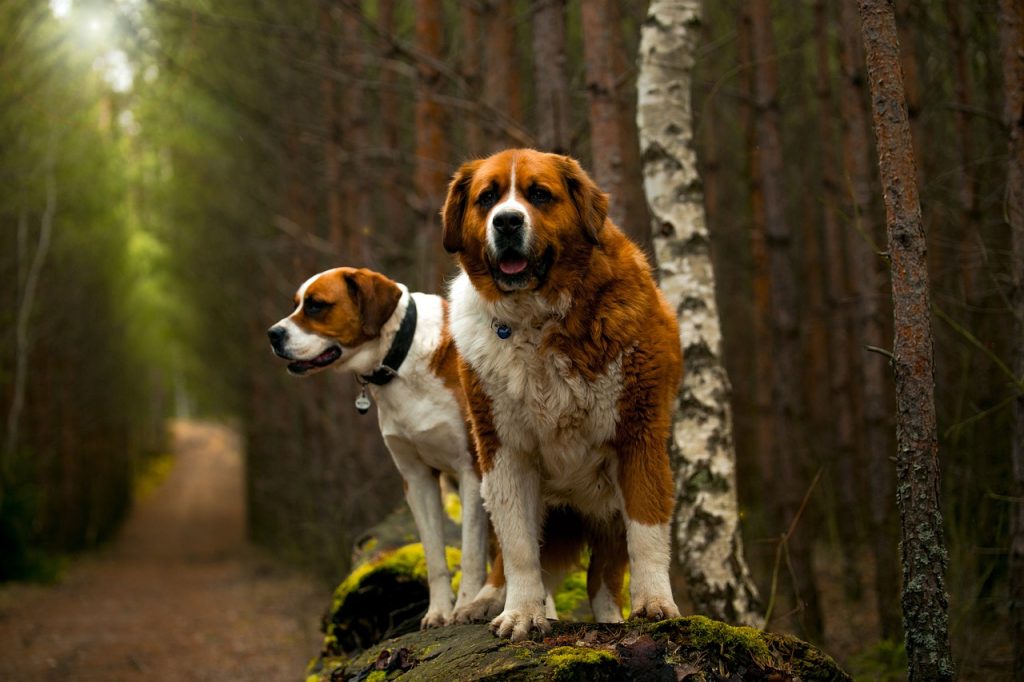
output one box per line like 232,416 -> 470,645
492,211 -> 524,235
267,326 -> 286,347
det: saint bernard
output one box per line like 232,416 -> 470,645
442,149 -> 683,641
267,267 -> 494,628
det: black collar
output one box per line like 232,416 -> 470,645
360,295 -> 417,386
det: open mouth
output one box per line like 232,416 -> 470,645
287,346 -> 342,375
490,247 -> 553,291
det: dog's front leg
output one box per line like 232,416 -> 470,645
387,437 -> 453,629
616,440 -> 680,621
481,450 -> 548,641
454,467 -> 487,610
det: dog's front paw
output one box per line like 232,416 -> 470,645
489,604 -> 550,642
628,595 -> 680,622
450,584 -> 505,624
420,608 -> 450,630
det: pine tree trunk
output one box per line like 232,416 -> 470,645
531,0 -> 569,153
482,0 -> 521,149
581,0 -> 651,251
814,0 -> 864,602
857,1 -> 954,679
637,0 -> 763,628
838,0 -> 902,641
737,3 -> 777,521
998,0 -> 1024,678
750,0 -> 823,639
414,0 -> 449,291
320,3 -> 344,251
460,1 -> 483,157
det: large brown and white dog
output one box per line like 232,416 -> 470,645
442,149 -> 683,641
267,267 -> 492,628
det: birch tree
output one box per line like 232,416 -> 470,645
637,0 -> 763,628
858,0 -> 953,678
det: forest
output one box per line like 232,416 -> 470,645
1,0 -> 1022,680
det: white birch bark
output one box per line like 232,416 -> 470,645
5,144 -> 58,458
637,0 -> 764,627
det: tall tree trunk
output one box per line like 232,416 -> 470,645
482,0 -> 521,150
814,0 -> 863,602
320,3 -> 344,251
750,0 -> 823,639
838,0 -> 902,640
737,2 -> 777,522
342,4 -> 370,266
4,144 -> 57,460
580,0 -> 651,252
637,0 -> 764,628
531,0 -> 569,154
414,0 -> 449,291
858,2 -> 954,679
377,0 -> 405,256
947,0 -> 981,302
461,1 -> 483,157
998,0 -> 1024,678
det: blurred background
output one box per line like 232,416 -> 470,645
0,0 -> 1018,678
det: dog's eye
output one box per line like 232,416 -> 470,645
478,189 -> 497,209
304,298 -> 329,315
527,186 -> 552,205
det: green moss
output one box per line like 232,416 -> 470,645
545,645 -> 618,680
554,569 -> 589,617
330,543 -> 463,612
364,671 -> 387,682
684,615 -> 771,664
444,491 -> 462,523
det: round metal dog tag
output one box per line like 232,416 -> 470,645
355,390 -> 371,414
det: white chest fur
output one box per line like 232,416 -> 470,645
449,273 -> 623,518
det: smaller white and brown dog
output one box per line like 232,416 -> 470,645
267,267 -> 491,628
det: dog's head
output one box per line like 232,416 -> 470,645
441,149 -> 608,299
267,267 -> 402,376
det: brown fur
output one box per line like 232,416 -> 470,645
293,267 -> 403,346
443,149 -> 684,609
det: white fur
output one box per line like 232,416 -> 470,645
625,520 -> 678,619
277,273 -> 490,629
591,582 -> 624,623
485,155 -> 534,259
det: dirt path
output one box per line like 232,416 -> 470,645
0,421 -> 326,681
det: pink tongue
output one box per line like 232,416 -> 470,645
499,258 -> 528,275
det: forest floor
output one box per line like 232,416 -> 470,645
0,420 -> 325,681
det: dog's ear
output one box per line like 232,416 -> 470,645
558,155 -> 608,246
343,269 -> 402,337
441,160 -> 481,254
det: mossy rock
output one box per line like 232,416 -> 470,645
307,617 -> 851,681
319,543 -> 462,658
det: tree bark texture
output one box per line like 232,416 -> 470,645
531,0 -> 569,154
414,0 -> 449,292
998,1 -> 1024,679
637,0 -> 764,628
838,0 -> 902,640
749,0 -> 823,639
857,1 -> 954,679
581,0 -> 652,253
